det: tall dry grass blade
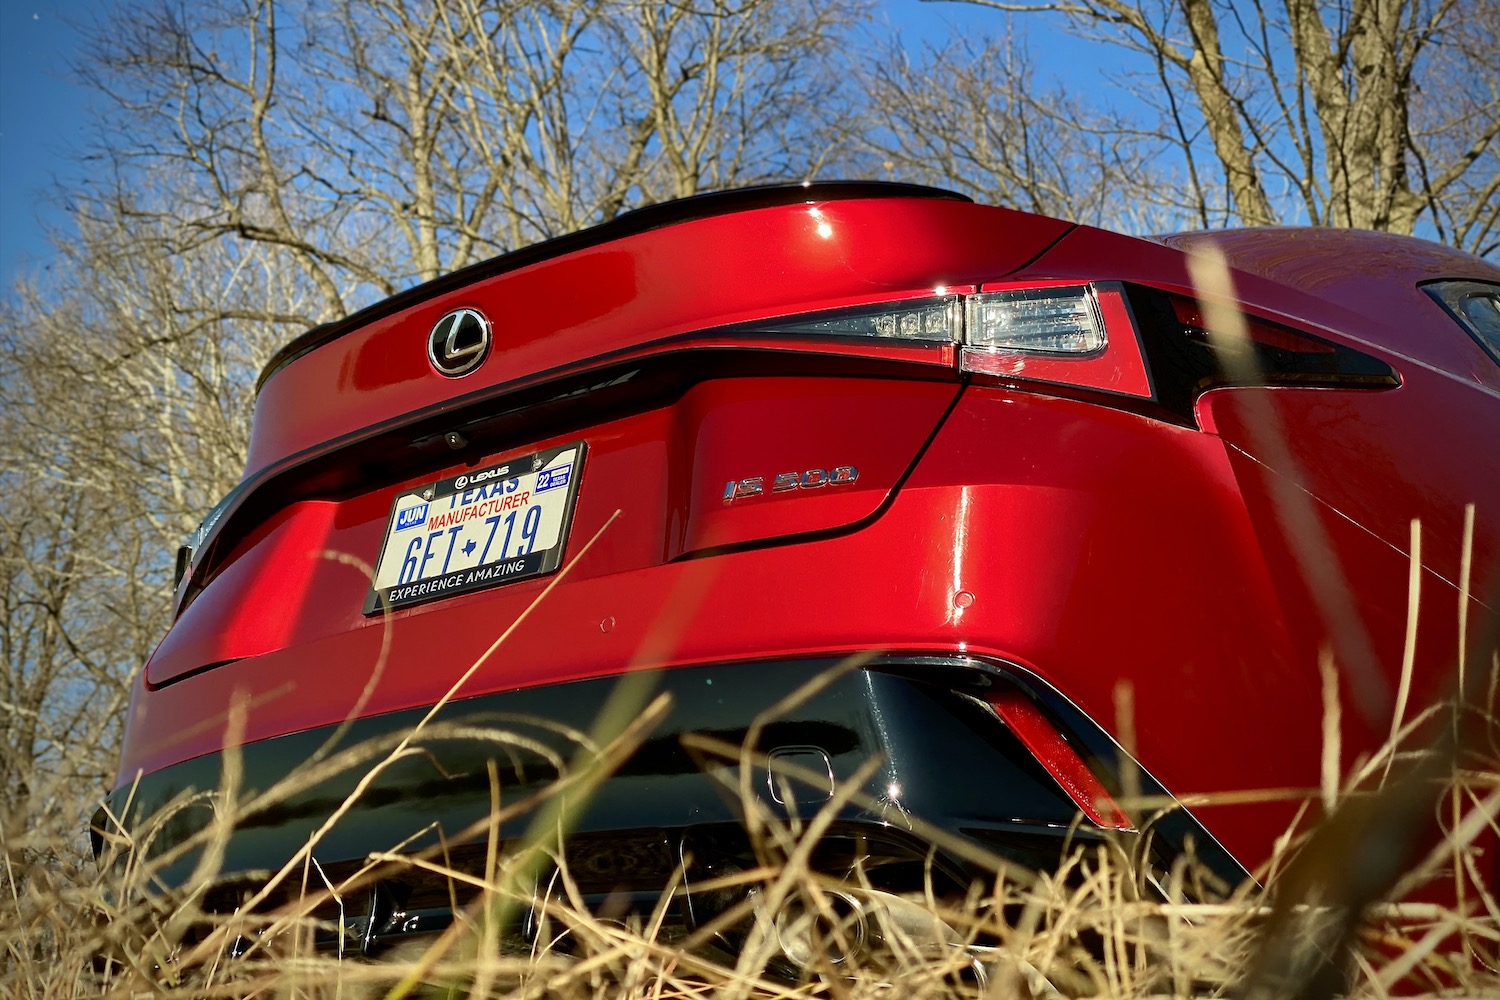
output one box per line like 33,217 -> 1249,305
1186,245 -> 1389,728
1460,503 -> 1475,701
397,508 -> 623,754
304,549 -> 395,769
1384,518 -> 1422,788
1319,649 -> 1342,815
1241,586 -> 1500,999
231,510 -> 624,920
1,849 -> 39,1000
1113,679 -> 1141,815
378,692 -> 674,999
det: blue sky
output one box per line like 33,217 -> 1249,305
0,0 -> 111,288
0,1 -> 1098,291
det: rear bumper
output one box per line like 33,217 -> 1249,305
111,387 -> 1350,877
97,656 -> 1244,951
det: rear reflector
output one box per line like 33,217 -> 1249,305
984,688 -> 1133,831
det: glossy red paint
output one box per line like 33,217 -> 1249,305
114,185 -> 1500,906
247,198 -> 1069,473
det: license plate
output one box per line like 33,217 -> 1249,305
365,442 -> 586,613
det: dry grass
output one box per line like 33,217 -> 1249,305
3,673 -> 1498,1000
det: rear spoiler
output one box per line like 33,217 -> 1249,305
256,182 -> 970,392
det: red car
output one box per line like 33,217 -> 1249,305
99,183 -> 1499,960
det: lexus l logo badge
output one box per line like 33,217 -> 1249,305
427,308 -> 491,377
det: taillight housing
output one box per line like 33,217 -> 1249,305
740,280 -> 1399,425
960,282 -> 1155,400
1124,285 -> 1400,420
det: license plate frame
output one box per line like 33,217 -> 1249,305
364,442 -> 586,614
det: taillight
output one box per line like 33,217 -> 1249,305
743,280 -> 1397,424
960,282 -> 1154,399
744,280 -> 1398,425
1126,286 -> 1400,420
738,281 -> 1158,402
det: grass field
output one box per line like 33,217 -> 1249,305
4,668 -> 1498,1000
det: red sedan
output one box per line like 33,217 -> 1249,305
99,183 -> 1500,961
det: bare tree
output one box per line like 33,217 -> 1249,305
858,32 -> 1185,229
79,0 -> 863,317
937,0 -> 1500,252
0,205 -> 303,840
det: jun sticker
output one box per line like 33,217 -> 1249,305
535,463 -> 572,493
394,502 -> 430,531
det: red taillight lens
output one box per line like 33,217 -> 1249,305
1170,297 -> 1335,356
1127,286 -> 1400,421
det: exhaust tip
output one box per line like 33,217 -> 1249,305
772,890 -> 869,968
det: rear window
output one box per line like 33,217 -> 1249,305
1425,280 -> 1500,366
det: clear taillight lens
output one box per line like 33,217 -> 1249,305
750,297 -> 960,341
746,287 -> 1110,352
964,286 -> 1105,354
958,283 -> 1153,399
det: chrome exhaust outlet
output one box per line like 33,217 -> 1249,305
770,887 -> 963,972
771,890 -> 868,968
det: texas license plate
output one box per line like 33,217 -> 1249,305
365,442 -> 585,613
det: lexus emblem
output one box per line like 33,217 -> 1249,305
427,308 -> 491,377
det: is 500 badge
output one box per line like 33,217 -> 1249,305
723,465 -> 859,503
